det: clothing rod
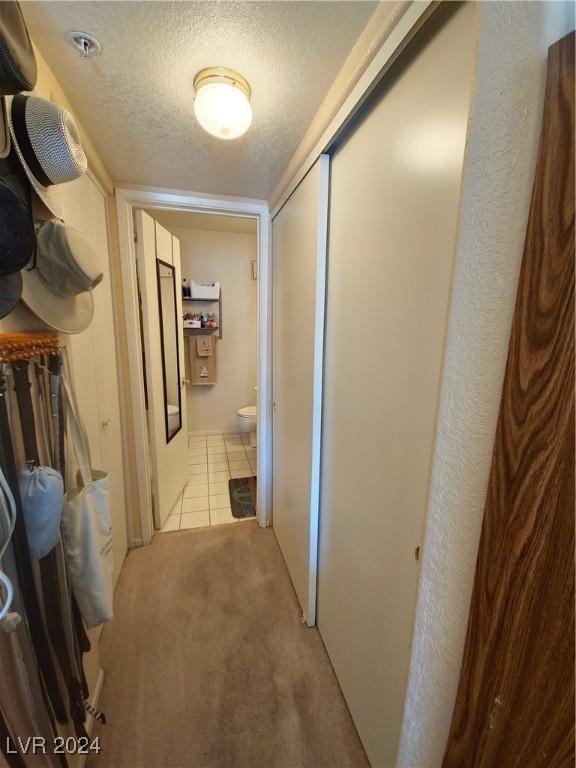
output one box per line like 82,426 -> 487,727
0,332 -> 60,363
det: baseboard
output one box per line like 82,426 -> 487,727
76,668 -> 104,768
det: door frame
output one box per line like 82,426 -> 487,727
116,186 -> 271,544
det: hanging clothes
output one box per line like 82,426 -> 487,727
12,360 -> 89,740
0,470 -> 64,768
0,365 -> 67,725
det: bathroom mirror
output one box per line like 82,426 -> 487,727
156,259 -> 182,443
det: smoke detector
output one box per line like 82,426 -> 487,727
68,31 -> 102,59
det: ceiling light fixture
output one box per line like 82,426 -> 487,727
193,67 -> 252,140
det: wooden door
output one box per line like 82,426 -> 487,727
444,31 -> 575,767
272,156 -> 329,626
136,211 -> 188,529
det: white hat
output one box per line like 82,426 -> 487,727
6,94 -> 87,219
21,220 -> 102,334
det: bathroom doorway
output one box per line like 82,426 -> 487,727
155,210 -> 258,530
116,188 -> 271,544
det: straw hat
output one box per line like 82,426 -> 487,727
6,94 -> 87,219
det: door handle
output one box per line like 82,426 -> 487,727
182,377 -> 190,386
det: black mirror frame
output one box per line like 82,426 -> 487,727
155,257 -> 182,444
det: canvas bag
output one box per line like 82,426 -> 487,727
60,361 -> 113,628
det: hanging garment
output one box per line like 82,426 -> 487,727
47,355 -> 63,474
12,360 -> 89,739
0,467 -> 18,630
0,427 -> 67,768
33,359 -> 54,468
46,354 -> 91,699
60,357 -> 113,628
0,366 -> 67,725
0,551 -> 66,768
0,706 -> 25,768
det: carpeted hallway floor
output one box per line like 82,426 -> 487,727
88,522 -> 369,768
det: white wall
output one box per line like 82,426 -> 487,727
175,227 -> 257,433
397,2 -> 576,765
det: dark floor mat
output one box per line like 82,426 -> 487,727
229,476 -> 257,518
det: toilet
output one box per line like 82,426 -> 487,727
237,405 -> 257,447
167,404 -> 180,435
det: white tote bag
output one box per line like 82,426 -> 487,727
60,362 -> 113,628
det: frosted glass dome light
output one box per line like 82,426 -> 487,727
193,68 -> 252,140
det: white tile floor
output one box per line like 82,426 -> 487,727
160,432 -> 257,532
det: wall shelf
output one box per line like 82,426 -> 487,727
183,327 -> 219,335
182,297 -> 217,302
182,288 -> 222,339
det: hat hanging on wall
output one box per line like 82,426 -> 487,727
0,170 -> 33,313
0,272 -> 22,319
0,161 -> 36,274
21,219 -> 102,334
0,1 -> 38,160
6,95 -> 87,220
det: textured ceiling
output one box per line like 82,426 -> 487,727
23,1 -> 377,200
148,210 -> 257,234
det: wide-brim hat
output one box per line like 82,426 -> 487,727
21,219 -> 102,334
0,271 -> 22,319
6,94 -> 87,220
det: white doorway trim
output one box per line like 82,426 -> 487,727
116,186 -> 271,544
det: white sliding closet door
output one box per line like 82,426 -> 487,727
317,5 -> 477,766
136,211 -> 188,529
272,156 -> 329,626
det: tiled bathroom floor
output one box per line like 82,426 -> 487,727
160,432 -> 257,532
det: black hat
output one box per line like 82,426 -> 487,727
0,271 -> 22,319
0,2 -> 37,161
0,3 -> 37,94
0,156 -> 35,276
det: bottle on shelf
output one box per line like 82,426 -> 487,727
182,279 -> 188,299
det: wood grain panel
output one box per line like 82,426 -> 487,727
444,30 -> 575,767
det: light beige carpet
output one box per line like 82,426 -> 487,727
88,522 -> 369,768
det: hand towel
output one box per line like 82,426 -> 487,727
196,336 -> 213,357
192,355 -> 216,385
190,335 -> 217,385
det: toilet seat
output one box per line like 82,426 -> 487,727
238,405 -> 256,420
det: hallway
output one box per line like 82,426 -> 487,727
89,523 -> 369,768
